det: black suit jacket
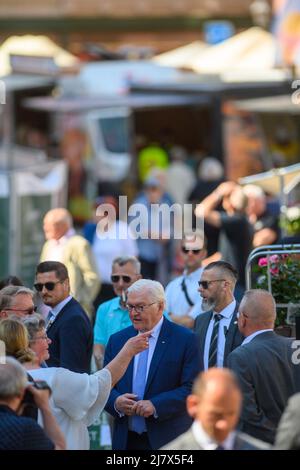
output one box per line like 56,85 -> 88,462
228,331 -> 300,444
194,302 -> 243,370
46,297 -> 93,373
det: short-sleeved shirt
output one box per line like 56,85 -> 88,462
94,296 -> 132,347
219,212 -> 253,287
165,267 -> 204,318
0,405 -> 54,450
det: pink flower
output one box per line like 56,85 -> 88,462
258,257 -> 268,267
269,255 -> 279,264
270,266 -> 279,275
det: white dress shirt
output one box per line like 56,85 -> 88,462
165,267 -> 204,319
192,420 -> 236,450
242,329 -> 273,346
204,300 -> 236,370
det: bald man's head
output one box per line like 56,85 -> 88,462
43,208 -> 73,241
239,289 -> 276,333
187,368 -> 242,443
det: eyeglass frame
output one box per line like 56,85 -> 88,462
30,333 -> 49,342
5,306 -> 37,315
126,302 -> 158,314
198,279 -> 226,289
34,280 -> 65,292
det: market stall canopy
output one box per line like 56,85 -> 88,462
0,35 -> 79,77
191,27 -> 288,82
152,41 -> 209,69
239,163 -> 300,196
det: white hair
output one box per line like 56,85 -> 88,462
198,157 -> 224,181
0,357 -> 27,399
243,184 -> 265,200
127,279 -> 165,305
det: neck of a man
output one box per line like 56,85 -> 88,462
214,294 -> 234,313
186,263 -> 201,275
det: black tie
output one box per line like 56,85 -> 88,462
208,314 -> 222,368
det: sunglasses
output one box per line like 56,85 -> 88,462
182,246 -> 202,254
34,281 -> 63,292
6,306 -> 37,315
111,275 -> 132,283
198,279 -> 226,289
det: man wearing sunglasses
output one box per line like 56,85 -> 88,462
165,233 -> 207,329
35,261 -> 93,374
0,286 -> 35,319
194,261 -> 243,371
93,256 -> 142,370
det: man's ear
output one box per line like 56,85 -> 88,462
186,394 -> 200,419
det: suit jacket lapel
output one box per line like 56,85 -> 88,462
224,303 -> 239,361
46,297 -> 74,332
144,318 -> 170,395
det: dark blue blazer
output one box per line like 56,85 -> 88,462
46,297 -> 93,373
104,318 -> 201,450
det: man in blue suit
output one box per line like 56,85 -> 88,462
104,279 -> 200,450
35,261 -> 93,373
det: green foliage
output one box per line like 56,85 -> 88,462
253,254 -> 300,326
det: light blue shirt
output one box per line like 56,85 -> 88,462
204,300 -> 236,370
165,267 -> 204,318
94,296 -> 131,346
132,316 -> 164,382
242,329 -> 273,346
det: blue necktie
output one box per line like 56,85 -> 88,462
131,346 -> 149,434
46,310 -> 54,330
208,314 -> 222,368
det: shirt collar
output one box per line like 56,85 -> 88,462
51,295 -> 72,317
56,228 -> 75,245
242,329 -> 273,346
147,316 -> 164,340
192,421 -> 236,450
214,299 -> 236,319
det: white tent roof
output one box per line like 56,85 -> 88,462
0,35 -> 79,77
152,41 -> 208,69
192,27 -> 276,75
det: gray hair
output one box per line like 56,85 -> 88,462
243,184 -> 265,200
44,208 -> 73,228
112,256 -> 141,274
23,314 -> 46,342
127,279 -> 165,305
0,286 -> 34,298
0,356 -> 27,399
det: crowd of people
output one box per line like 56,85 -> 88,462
0,166 -> 299,452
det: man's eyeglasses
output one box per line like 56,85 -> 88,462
5,306 -> 37,315
34,281 -> 64,292
181,246 -> 202,254
198,279 -> 226,289
111,275 -> 132,284
126,302 -> 158,314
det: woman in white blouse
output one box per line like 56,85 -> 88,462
0,315 -> 149,450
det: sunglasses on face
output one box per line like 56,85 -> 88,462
181,246 -> 202,254
198,279 -> 226,289
111,275 -> 132,283
6,306 -> 37,315
34,280 -> 64,292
